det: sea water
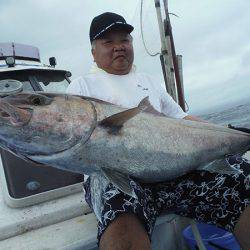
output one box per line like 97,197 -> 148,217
201,101 -> 250,159
201,101 -> 250,128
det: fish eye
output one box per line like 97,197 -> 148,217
30,96 -> 45,106
28,94 -> 53,106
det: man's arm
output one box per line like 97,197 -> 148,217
159,93 -> 207,122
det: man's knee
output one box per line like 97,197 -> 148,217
100,213 -> 151,250
234,205 -> 250,249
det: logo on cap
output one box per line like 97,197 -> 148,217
89,12 -> 134,43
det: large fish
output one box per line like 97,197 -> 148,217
0,92 -> 249,196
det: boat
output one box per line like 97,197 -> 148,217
1,2 -> 248,249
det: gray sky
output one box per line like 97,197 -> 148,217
1,0 -> 249,114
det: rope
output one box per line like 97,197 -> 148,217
140,0 -> 160,57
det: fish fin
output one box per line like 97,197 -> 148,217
99,97 -> 150,132
197,158 -> 242,174
101,168 -> 136,198
137,96 -> 151,111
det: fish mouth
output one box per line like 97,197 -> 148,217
0,101 -> 32,126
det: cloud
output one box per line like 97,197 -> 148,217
0,0 -> 249,114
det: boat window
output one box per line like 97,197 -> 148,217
21,81 -> 34,92
0,69 -> 70,93
0,72 -> 34,93
33,70 -> 69,93
38,78 -> 69,93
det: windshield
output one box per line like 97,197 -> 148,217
33,69 -> 70,92
38,78 -> 69,92
21,81 -> 34,92
0,69 -> 70,93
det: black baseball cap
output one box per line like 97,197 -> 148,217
89,12 -> 134,43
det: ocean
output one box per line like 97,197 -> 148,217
200,101 -> 250,159
200,101 -> 250,128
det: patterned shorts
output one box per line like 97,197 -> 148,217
84,155 -> 250,242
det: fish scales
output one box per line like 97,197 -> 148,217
79,102 -> 249,182
0,92 -> 249,193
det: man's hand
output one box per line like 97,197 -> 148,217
183,115 -> 207,123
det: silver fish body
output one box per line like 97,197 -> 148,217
0,92 -> 249,194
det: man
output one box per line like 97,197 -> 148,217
67,12 -> 250,250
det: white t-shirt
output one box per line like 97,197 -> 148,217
66,67 -> 187,119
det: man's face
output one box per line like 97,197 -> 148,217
92,29 -> 134,75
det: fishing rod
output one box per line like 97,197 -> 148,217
154,0 -> 186,111
162,0 -> 186,111
154,0 -> 176,101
